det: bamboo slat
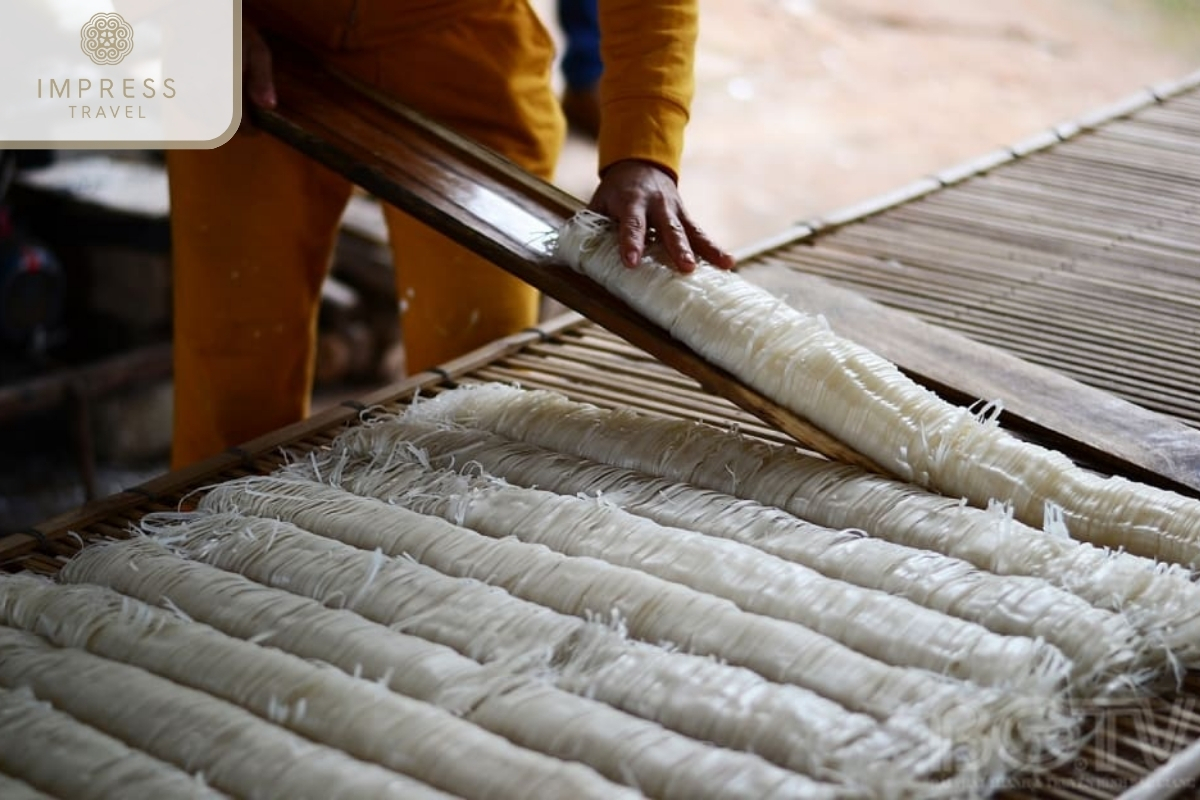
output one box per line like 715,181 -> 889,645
751,89 -> 1200,446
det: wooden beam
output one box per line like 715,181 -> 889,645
251,39 -> 887,476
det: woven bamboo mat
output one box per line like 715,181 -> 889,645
750,70 -> 1200,430
2,317 -> 1198,798
6,72 -> 1200,797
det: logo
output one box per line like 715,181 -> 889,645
80,13 -> 134,66
3,1 -> 238,146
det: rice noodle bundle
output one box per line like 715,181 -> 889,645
0,574 -> 632,800
0,685 -> 226,800
325,415 -> 1150,694
280,443 -> 1073,697
553,211 -> 1200,567
57,539 -> 838,800
407,384 -> 1200,671
197,481 -> 1079,783
136,508 -> 998,792
0,624 -> 453,800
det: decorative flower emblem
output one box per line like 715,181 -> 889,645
80,12 -> 134,66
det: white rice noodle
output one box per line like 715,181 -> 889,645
196,482 -> 1080,783
326,416 -> 1151,695
136,508 -> 984,792
0,684 -> 226,800
0,622 -> 454,800
58,539 -> 840,800
61,538 -> 483,704
0,574 -> 635,800
283,442 -> 1074,699
552,210 -> 1200,568
405,384 -> 1200,670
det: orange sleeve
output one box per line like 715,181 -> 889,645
597,0 -> 698,181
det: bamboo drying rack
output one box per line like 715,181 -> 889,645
6,316 -> 1200,798
751,71 -> 1200,437
5,50 -> 1200,799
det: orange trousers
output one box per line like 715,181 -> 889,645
168,0 -> 565,468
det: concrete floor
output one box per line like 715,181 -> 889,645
542,0 -> 1200,253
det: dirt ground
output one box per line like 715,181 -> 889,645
540,0 -> 1200,253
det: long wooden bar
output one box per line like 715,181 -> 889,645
249,40 -> 895,477
249,39 -> 1200,497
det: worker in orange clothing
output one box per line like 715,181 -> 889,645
167,0 -> 734,469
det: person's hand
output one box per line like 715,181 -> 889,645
240,21 -> 277,132
587,159 -> 735,274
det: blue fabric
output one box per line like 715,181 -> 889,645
558,0 -> 602,89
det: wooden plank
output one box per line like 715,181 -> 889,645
740,265 -> 1200,496
250,38 -> 886,477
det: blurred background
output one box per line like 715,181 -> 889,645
552,0 -> 1200,250
2,0 -> 1199,531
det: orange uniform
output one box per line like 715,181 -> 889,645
168,0 -> 698,467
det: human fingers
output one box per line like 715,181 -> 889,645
589,188 -> 649,269
681,213 -> 736,270
647,194 -> 696,273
